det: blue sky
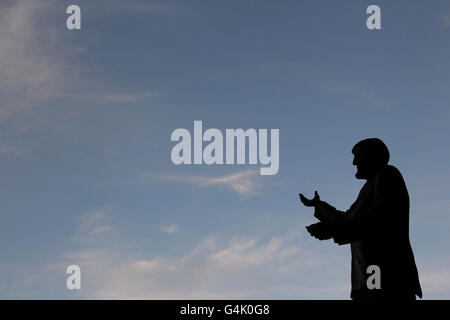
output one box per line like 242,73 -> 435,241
1,0 -> 450,299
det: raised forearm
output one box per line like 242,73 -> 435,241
314,201 -> 347,223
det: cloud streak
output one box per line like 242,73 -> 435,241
104,91 -> 160,103
113,1 -> 177,13
0,1 -> 79,121
149,169 -> 263,197
160,224 -> 179,234
59,233 -> 347,299
72,205 -> 116,243
442,12 -> 450,28
419,256 -> 450,297
313,69 -> 392,110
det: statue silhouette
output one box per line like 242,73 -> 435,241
300,138 -> 422,300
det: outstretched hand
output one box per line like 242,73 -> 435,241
306,222 -> 334,240
299,191 -> 320,207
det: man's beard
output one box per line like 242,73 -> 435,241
355,168 -> 367,180
355,164 -> 383,180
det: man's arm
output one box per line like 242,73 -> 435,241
314,201 -> 352,223
300,191 -> 358,240
306,200 -> 358,240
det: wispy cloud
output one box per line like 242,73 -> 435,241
58,233 -> 347,299
420,257 -> 450,297
113,1 -> 177,13
421,268 -> 450,295
104,91 -> 160,103
72,205 -> 116,243
313,69 -> 392,110
442,12 -> 450,28
160,224 -> 178,234
148,169 -> 263,197
0,144 -> 31,159
0,1 -> 82,121
0,0 -> 165,121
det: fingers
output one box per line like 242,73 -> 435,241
316,234 -> 330,240
306,229 -> 328,240
333,236 -> 346,245
299,193 -> 309,201
306,222 -> 320,230
299,193 -> 313,207
299,191 -> 320,207
305,223 -> 322,235
306,223 -> 333,240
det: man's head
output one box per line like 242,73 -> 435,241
352,138 -> 390,180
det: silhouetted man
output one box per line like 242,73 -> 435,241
299,138 -> 422,300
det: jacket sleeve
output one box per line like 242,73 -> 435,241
314,201 -> 352,223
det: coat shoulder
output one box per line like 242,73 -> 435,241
378,165 -> 403,181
